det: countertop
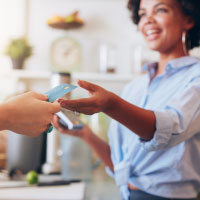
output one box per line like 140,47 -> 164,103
0,164 -> 121,200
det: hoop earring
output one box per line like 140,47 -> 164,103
182,31 -> 188,55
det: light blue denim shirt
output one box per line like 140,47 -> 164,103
106,56 -> 200,200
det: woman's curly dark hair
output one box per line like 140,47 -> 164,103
127,0 -> 200,50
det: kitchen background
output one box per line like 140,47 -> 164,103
0,0 -> 160,100
0,0 -> 150,171
0,0 -> 199,96
0,0 -> 200,199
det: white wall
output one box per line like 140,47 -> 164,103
0,0 -> 159,101
27,0 -> 147,74
0,0 -> 26,72
0,0 -> 27,100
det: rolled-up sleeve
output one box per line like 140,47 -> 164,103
140,77 -> 200,151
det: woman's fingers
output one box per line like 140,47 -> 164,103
59,97 -> 95,110
52,115 -> 81,135
78,80 -> 99,92
52,115 -> 70,132
56,80 -> 106,114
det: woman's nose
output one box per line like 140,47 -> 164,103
144,13 -> 156,24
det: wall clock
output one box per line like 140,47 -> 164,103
50,36 -> 81,73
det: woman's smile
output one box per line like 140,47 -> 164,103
145,28 -> 162,41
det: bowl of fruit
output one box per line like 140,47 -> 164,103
47,11 -> 84,30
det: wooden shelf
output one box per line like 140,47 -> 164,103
48,22 -> 84,30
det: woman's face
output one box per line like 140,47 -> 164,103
138,0 -> 191,53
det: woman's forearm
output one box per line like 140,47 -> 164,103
58,80 -> 156,140
105,93 -> 156,140
83,131 -> 114,171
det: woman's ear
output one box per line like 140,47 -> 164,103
184,16 -> 194,31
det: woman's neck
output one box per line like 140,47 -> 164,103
156,44 -> 189,75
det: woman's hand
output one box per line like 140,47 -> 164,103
58,80 -> 117,115
52,115 -> 93,141
0,91 -> 61,137
58,80 -> 156,140
52,114 -> 114,171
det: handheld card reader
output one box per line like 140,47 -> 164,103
56,111 -> 83,130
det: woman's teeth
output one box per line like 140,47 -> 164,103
146,30 -> 160,36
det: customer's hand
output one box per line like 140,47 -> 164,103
58,80 -> 116,115
2,91 -> 61,137
52,115 -> 92,141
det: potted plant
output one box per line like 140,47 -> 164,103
4,37 -> 33,69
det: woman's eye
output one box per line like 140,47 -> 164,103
156,8 -> 168,13
139,12 -> 146,18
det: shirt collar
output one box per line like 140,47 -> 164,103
143,56 -> 200,77
166,56 -> 199,71
142,62 -> 158,79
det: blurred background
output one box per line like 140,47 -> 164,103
0,0 -> 150,171
0,0 -> 158,100
0,0 -> 200,199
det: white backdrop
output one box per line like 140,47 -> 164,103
0,0 -> 26,71
27,0 -> 146,74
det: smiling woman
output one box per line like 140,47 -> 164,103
137,0 -> 192,54
128,0 -> 200,50
52,1 -> 200,200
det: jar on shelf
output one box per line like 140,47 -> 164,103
99,43 -> 117,73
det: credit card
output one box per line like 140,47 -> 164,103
45,83 -> 77,102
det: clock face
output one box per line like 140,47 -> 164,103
50,36 -> 81,72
